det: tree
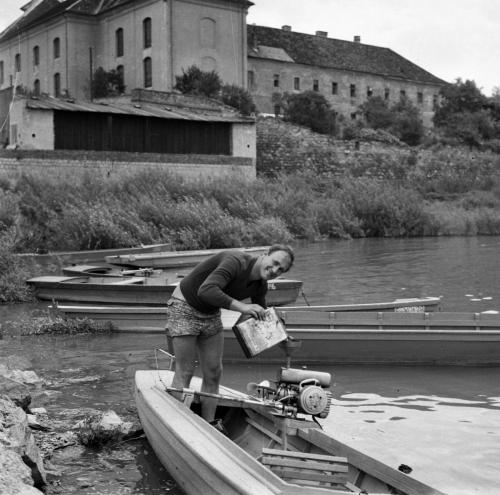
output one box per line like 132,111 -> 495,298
283,91 -> 336,134
91,67 -> 125,98
434,79 -> 488,126
389,95 -> 424,146
174,65 -> 221,98
221,84 -> 256,116
359,96 -> 394,130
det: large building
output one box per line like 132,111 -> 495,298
0,0 -> 251,100
0,0 -> 447,150
247,24 -> 447,127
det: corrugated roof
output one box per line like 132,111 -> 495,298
25,97 -> 254,123
248,25 -> 447,86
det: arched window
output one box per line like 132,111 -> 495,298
0,61 -> 4,85
33,79 -> 40,95
54,72 -> 61,97
53,37 -> 60,59
115,28 -> 124,57
200,18 -> 216,48
33,46 -> 40,67
143,17 -> 152,48
143,57 -> 152,88
15,53 -> 21,72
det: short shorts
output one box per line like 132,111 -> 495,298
165,297 -> 223,338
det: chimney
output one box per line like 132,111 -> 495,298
316,31 -> 328,38
282,25 -> 291,31
353,35 -> 361,43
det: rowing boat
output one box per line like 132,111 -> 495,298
16,242 -> 172,266
105,246 -> 269,269
27,275 -> 302,307
134,368 -> 444,494
52,305 -> 500,365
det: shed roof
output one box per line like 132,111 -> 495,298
25,97 -> 254,123
247,25 -> 447,86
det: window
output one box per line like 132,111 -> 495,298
33,46 -> 40,67
417,91 -> 423,104
143,57 -> 152,87
313,79 -> 319,91
384,88 -> 390,100
116,28 -> 124,57
0,61 -> 4,85
54,72 -> 61,97
247,70 -> 255,89
33,79 -> 40,96
53,37 -> 60,59
350,83 -> 356,97
15,53 -> 21,72
331,81 -> 338,95
400,89 -> 406,99
143,17 -> 152,48
273,74 -> 279,88
274,104 -> 281,117
367,86 -> 373,97
293,77 -> 300,90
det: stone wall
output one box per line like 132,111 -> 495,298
256,116 -> 412,178
0,149 -> 256,180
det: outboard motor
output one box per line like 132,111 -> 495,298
249,367 -> 332,419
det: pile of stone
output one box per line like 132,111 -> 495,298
0,359 -> 46,494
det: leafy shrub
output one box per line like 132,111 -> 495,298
6,316 -> 114,336
92,67 -> 125,98
221,84 -> 256,115
283,91 -> 336,135
175,65 -> 222,98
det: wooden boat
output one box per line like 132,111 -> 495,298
134,368 -> 445,495
52,305 -> 500,365
16,242 -> 172,266
105,246 -> 269,269
27,275 -> 302,307
57,268 -> 442,315
283,297 -> 442,313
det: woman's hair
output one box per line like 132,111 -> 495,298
268,244 -> 295,271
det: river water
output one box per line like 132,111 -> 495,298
1,236 -> 499,494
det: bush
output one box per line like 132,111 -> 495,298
389,96 -> 424,146
283,91 -> 336,135
221,84 -> 256,115
359,96 -> 394,129
92,67 -> 125,98
174,65 -> 222,98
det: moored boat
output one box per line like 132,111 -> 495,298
105,246 -> 270,269
16,242 -> 172,266
134,368 -> 445,494
27,275 -> 302,307
52,305 -> 500,365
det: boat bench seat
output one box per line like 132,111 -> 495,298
261,448 -> 348,488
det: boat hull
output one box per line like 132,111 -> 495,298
28,276 -> 302,307
134,370 -> 444,495
53,306 -> 500,365
17,243 -> 172,266
105,246 -> 269,269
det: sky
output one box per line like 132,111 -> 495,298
1,0 -> 498,96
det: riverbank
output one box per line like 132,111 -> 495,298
0,349 -> 144,495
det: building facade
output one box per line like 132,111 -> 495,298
0,0 -> 251,100
247,25 -> 447,128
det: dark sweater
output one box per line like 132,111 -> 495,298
179,251 -> 267,314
